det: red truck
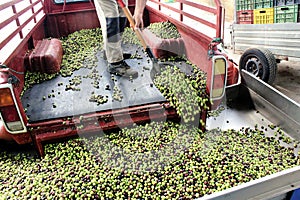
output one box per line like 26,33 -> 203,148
2,0 -> 300,199
0,0 -> 238,156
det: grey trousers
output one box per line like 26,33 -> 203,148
94,0 -> 128,63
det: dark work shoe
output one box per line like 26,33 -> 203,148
102,50 -> 132,60
122,53 -> 132,60
108,61 -> 138,78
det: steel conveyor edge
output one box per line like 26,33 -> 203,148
200,70 -> 300,200
240,69 -> 300,141
198,165 -> 300,200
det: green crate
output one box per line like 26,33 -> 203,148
254,0 -> 274,9
274,0 -> 285,6
274,5 -> 299,23
236,0 -> 254,10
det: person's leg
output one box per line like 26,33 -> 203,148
95,0 -> 123,63
95,0 -> 137,78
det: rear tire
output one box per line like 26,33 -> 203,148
239,48 -> 277,84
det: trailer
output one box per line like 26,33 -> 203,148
228,0 -> 300,147
0,0 -> 300,199
231,0 -> 300,85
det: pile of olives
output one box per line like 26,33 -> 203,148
148,21 -> 181,39
0,122 -> 299,199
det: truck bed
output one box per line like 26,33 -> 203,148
21,45 -> 166,122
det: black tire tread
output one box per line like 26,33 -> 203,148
239,48 -> 277,85
260,48 -> 277,85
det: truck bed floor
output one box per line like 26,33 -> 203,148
21,46 -> 166,122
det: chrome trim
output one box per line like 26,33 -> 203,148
210,55 -> 228,101
0,83 -> 27,134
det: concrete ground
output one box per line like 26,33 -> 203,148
274,60 -> 300,103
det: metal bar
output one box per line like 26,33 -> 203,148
2,15 -> 46,65
222,7 -> 225,39
46,8 -> 95,15
148,0 -> 216,29
0,0 -> 40,29
179,1 -> 183,22
158,0 -> 161,11
216,5 -> 222,38
62,0 -> 66,12
148,0 -> 223,40
0,0 -> 43,50
179,0 -> 216,14
0,6 -> 44,50
12,5 -> 23,39
30,0 -> 37,23
213,0 -> 223,39
233,38 -> 300,48
181,9 -> 216,29
0,0 -> 23,10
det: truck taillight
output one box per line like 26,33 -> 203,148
210,56 -> 227,101
0,88 -> 14,107
0,85 -> 26,133
1,106 -> 20,122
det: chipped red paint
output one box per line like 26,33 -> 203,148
29,102 -> 192,156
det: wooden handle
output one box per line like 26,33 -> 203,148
117,0 -> 148,49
